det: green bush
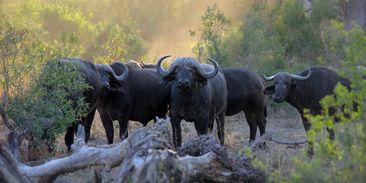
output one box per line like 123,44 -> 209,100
191,4 -> 230,65
0,15 -> 89,150
273,0 -> 336,65
238,1 -> 285,73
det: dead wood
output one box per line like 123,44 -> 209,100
249,132 -> 307,151
18,126 -> 127,183
114,119 -> 265,183
179,135 -> 265,183
0,145 -> 32,183
0,118 -> 264,183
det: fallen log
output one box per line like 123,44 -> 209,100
0,145 -> 32,183
0,118 -> 264,183
19,126 -> 127,183
249,132 -> 307,152
179,135 -> 265,182
114,119 -> 265,183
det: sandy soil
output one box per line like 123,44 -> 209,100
52,103 -> 308,182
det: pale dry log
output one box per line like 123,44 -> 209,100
270,137 -> 307,146
112,118 -> 182,182
1,118 -> 263,183
179,135 -> 265,183
0,145 -> 32,183
18,126 -> 127,183
249,132 -> 307,151
114,119 -> 265,183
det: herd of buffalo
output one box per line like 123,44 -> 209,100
54,56 -> 351,152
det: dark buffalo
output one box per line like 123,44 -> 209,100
96,62 -> 170,143
126,60 -> 157,69
126,60 -> 144,68
263,67 -> 351,153
56,58 -> 128,151
222,68 -> 267,143
157,56 -> 227,148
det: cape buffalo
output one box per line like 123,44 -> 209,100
126,60 -> 144,68
56,58 -> 128,151
126,60 -> 157,69
222,68 -> 267,144
263,66 -> 351,154
157,56 -> 227,148
96,62 -> 170,143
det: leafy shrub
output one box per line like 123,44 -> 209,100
238,1 -> 285,73
1,15 -> 89,151
273,0 -> 336,65
191,4 -> 230,65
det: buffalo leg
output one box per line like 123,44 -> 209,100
170,114 -> 182,149
83,108 -> 96,143
100,112 -> 114,144
194,117 -> 208,136
65,124 -> 75,151
302,116 -> 313,156
257,113 -> 267,136
216,113 -> 225,145
208,118 -> 214,133
118,116 -> 129,141
245,112 -> 257,144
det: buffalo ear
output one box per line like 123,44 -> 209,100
263,85 -> 275,95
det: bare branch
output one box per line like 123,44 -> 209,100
18,125 -> 128,183
0,145 -> 32,183
249,132 -> 307,151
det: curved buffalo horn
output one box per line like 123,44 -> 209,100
197,57 -> 219,79
263,73 -> 277,81
107,62 -> 129,81
290,68 -> 312,81
156,55 -> 172,77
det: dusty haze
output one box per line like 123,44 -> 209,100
144,0 -> 255,59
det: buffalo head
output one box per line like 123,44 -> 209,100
96,62 -> 129,89
263,69 -> 311,103
156,56 -> 219,92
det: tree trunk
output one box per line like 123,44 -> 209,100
303,0 -> 313,17
0,145 -> 32,183
340,0 -> 366,30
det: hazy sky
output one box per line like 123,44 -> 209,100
146,0 -> 255,58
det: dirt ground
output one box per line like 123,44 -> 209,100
53,103 -> 308,182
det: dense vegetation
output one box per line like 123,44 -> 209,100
0,0 -> 365,181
